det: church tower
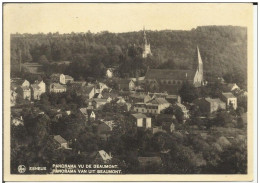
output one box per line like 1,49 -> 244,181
142,27 -> 152,58
193,46 -> 204,87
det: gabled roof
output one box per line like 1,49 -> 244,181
222,92 -> 236,99
65,75 -> 73,80
227,83 -> 239,90
53,135 -> 67,144
83,86 -> 95,94
148,98 -> 169,105
132,113 -> 147,119
130,93 -> 151,99
50,83 -> 66,90
145,69 -> 195,80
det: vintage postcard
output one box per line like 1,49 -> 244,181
3,2 -> 255,182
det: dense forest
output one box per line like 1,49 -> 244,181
11,26 -> 247,87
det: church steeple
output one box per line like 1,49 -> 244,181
193,46 -> 204,87
142,27 -> 152,58
143,26 -> 148,45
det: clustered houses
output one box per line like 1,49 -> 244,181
50,73 -> 74,84
134,98 -> 170,114
11,79 -> 46,101
193,92 -> 238,114
131,113 -> 152,129
11,29 -> 246,170
193,98 -> 226,114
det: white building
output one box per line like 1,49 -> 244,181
221,92 -> 237,110
131,113 -> 152,129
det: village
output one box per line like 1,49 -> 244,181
10,29 -> 248,174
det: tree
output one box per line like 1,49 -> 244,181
179,82 -> 199,103
38,55 -> 49,64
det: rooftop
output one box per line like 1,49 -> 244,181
145,69 -> 195,80
132,113 -> 148,119
53,135 -> 67,144
222,92 -> 236,99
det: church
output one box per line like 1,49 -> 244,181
144,46 -> 204,94
142,27 -> 152,58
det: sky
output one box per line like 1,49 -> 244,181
4,3 -> 253,34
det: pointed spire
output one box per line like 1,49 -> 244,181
143,26 -> 147,45
197,46 -> 203,65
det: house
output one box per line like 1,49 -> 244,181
92,150 -> 112,164
31,84 -> 42,100
49,83 -> 67,93
66,111 -> 71,115
31,80 -> 46,100
50,73 -> 64,83
34,80 -> 46,93
193,98 -> 226,114
115,97 -> 126,104
133,98 -> 170,114
53,135 -> 68,149
92,98 -> 109,109
96,122 -> 112,141
175,103 -> 189,119
11,90 -> 17,106
145,47 -> 203,89
11,116 -> 24,126
79,108 -> 96,121
14,79 -> 31,100
96,82 -> 109,93
21,80 -> 30,87
221,92 -> 237,110
17,86 -> 31,100
50,74 -> 74,84
118,79 -> 135,91
131,113 -> 152,129
64,75 -> 74,84
79,85 -> 95,99
130,93 -> 152,103
146,98 -> 170,114
224,83 -> 240,92
106,68 -> 114,78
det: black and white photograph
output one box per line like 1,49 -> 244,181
3,2 -> 255,181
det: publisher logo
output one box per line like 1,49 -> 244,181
18,165 -> 26,173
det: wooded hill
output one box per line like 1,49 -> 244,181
11,26 -> 247,85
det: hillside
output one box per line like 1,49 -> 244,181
11,26 -> 247,85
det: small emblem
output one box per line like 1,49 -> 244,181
18,165 -> 26,173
